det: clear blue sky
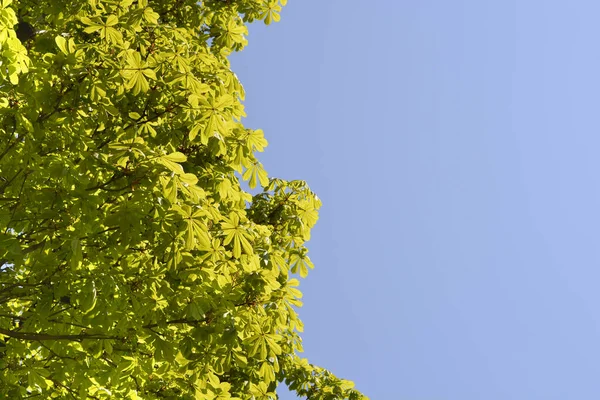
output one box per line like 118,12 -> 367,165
231,1 -> 600,398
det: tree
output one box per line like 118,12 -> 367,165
0,0 -> 367,398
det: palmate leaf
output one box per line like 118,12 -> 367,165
173,205 -> 212,250
54,36 -> 76,55
224,19 -> 248,47
173,71 -> 210,96
143,6 -> 159,24
81,15 -> 123,43
121,50 -> 156,94
289,250 -> 314,278
160,173 -> 203,203
197,95 -> 233,142
243,161 -> 269,189
245,129 -> 268,152
262,3 -> 282,25
221,213 -> 254,258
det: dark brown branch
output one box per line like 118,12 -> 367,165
38,341 -> 77,360
5,167 -> 30,227
143,316 -> 209,330
0,291 -> 33,305
0,327 -> 119,341
79,226 -> 119,240
0,281 -> 44,296
85,172 -> 123,191
22,239 -> 47,255
0,313 -> 91,330
49,377 -> 101,400
0,168 -> 24,194
0,134 -> 24,165
121,101 -> 184,132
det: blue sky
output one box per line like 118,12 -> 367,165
231,1 -> 600,398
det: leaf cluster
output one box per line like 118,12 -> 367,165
0,0 -> 367,399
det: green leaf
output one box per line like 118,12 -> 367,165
154,338 -> 175,362
242,162 -> 269,189
55,36 -> 68,54
143,7 -> 159,24
121,50 -> 154,94
162,152 -> 187,163
246,129 -> 268,152
221,213 -> 253,258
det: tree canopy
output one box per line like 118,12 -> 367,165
0,0 -> 367,398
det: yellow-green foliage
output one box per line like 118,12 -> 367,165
0,0 -> 366,399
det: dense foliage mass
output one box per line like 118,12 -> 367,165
0,0 -> 366,398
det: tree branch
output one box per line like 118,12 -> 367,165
0,313 -> 91,330
85,172 -> 123,191
0,327 -> 119,341
0,167 -> 24,194
143,316 -> 209,330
